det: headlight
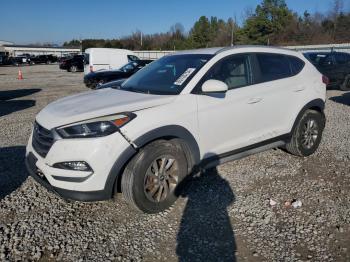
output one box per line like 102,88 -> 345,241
56,113 -> 135,138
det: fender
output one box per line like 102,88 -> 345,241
133,125 -> 201,165
105,125 -> 201,198
291,99 -> 325,134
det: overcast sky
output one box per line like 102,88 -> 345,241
1,0 -> 348,45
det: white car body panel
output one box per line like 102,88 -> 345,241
26,130 -> 131,192
26,46 -> 326,197
36,89 -> 176,129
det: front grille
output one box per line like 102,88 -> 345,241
32,122 -> 54,158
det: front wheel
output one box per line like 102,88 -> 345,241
285,110 -> 325,157
121,140 -> 188,213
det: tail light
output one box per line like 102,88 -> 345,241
90,65 -> 93,72
322,75 -> 329,85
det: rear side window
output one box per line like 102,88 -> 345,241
256,53 -> 291,82
288,56 -> 305,75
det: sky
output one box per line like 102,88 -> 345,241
0,0 -> 348,45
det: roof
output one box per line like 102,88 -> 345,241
2,44 -> 79,50
171,45 -> 298,56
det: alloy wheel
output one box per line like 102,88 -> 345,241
301,119 -> 319,149
144,155 -> 179,203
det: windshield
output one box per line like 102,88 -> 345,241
120,54 -> 213,95
120,61 -> 138,73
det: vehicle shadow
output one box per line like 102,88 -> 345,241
175,157 -> 237,262
0,146 -> 28,200
0,88 -> 40,117
329,92 -> 350,106
0,100 -> 36,117
0,88 -> 41,101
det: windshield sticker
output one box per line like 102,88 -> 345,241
174,68 -> 196,85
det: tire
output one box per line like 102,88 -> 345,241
285,110 -> 325,157
70,65 -> 77,73
121,140 -> 188,213
340,75 -> 350,91
95,80 -> 105,89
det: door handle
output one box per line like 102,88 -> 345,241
247,97 -> 262,104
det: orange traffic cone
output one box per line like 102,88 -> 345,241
18,69 -> 23,80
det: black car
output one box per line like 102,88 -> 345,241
9,56 -> 31,66
31,55 -> 58,64
59,55 -> 84,72
304,51 -> 350,91
0,55 -> 11,65
84,60 -> 153,88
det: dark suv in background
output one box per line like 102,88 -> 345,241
31,55 -> 58,64
304,51 -> 350,91
59,55 -> 84,72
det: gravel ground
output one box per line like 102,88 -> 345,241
0,65 -> 349,261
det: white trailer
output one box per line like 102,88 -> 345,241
84,48 -> 139,74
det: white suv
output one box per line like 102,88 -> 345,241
26,46 -> 327,213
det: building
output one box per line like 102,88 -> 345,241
134,43 -> 350,59
0,40 -> 80,57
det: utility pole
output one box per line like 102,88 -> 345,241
231,15 -> 237,47
140,32 -> 143,47
79,38 -> 82,54
231,25 -> 234,47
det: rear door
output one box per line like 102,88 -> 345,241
252,53 -> 306,136
333,53 -> 350,84
317,54 -> 337,83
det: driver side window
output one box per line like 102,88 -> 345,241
205,54 -> 252,90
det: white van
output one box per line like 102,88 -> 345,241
84,48 -> 139,74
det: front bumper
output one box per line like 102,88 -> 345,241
25,153 -> 110,201
26,129 -> 134,201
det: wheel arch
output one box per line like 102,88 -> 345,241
291,99 -> 326,134
105,125 -> 201,197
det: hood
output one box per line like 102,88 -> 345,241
36,89 -> 176,129
84,70 -> 124,79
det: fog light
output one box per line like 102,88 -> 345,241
53,161 -> 92,172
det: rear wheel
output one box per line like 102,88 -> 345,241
121,140 -> 188,213
70,65 -> 77,73
340,75 -> 350,91
285,110 -> 325,157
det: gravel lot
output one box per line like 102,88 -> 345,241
0,65 -> 349,261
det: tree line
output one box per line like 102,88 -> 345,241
64,0 -> 350,51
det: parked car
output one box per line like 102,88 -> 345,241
304,51 -> 350,91
26,46 -> 327,214
84,60 -> 153,88
0,55 -> 11,65
31,55 -> 58,64
59,55 -> 84,72
9,56 -> 31,66
84,48 -> 139,74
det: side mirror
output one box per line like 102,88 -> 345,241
202,79 -> 228,93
